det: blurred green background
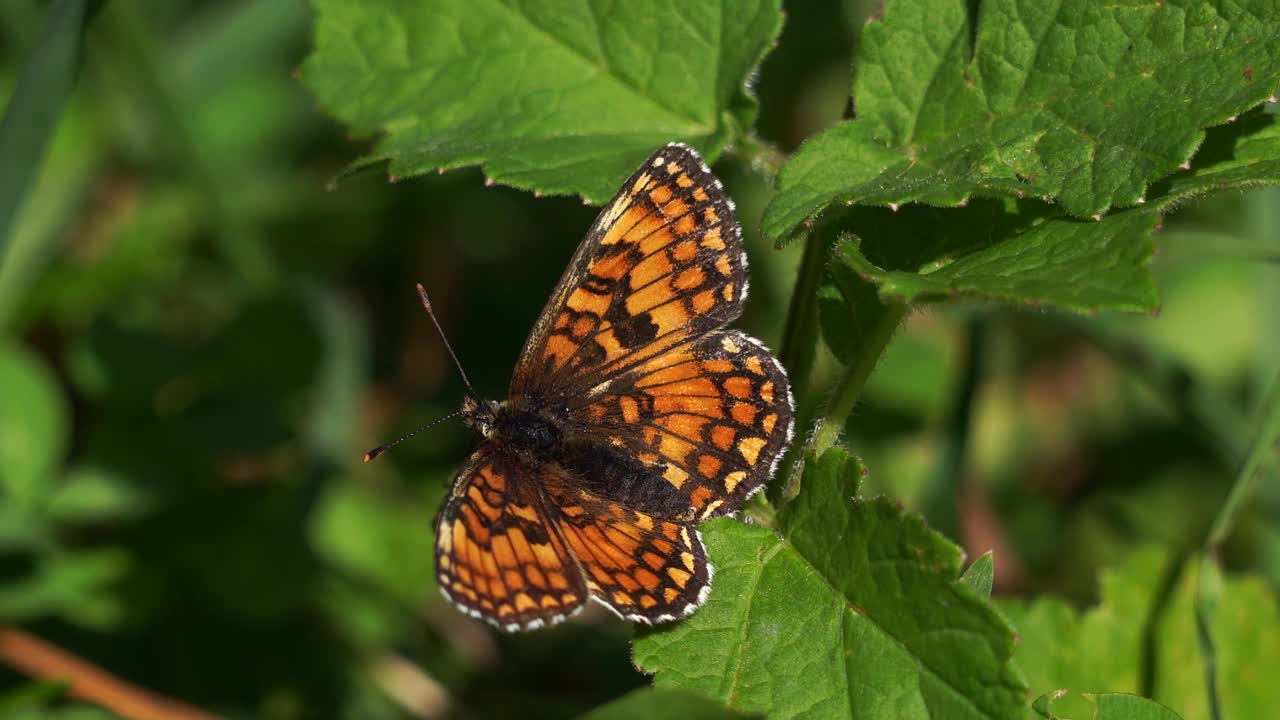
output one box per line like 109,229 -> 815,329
1,0 -> 1277,717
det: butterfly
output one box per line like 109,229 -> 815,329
431,143 -> 794,631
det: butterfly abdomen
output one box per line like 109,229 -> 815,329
558,440 -> 694,520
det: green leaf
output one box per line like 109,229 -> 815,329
45,465 -> 155,524
1150,108 -> 1280,209
0,547 -> 130,629
303,0 -> 783,202
817,237 -> 883,366
0,84 -> 99,334
762,0 -> 1280,244
0,681 -> 67,714
634,447 -> 1026,719
829,207 -> 1159,313
311,480 -> 438,608
23,187 -> 199,329
1033,691 -> 1184,720
1000,548 -> 1170,703
1154,556 -> 1280,720
0,502 -> 49,553
0,0 -> 97,262
0,343 -> 69,510
0,678 -> 115,720
1000,548 -> 1280,720
580,688 -> 759,720
960,551 -> 995,599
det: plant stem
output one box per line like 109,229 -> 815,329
1193,367 -> 1280,720
735,132 -> 788,181
778,228 -> 831,404
923,313 -> 987,540
743,491 -> 780,532
1204,369 -> 1280,549
1193,556 -> 1224,720
0,625 -> 217,719
769,227 -> 835,501
812,301 -> 908,455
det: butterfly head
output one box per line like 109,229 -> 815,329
461,395 -> 501,438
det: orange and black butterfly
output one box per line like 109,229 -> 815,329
424,144 -> 793,631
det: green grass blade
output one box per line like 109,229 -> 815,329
1206,370 -> 1280,549
0,0 -> 98,264
1195,368 -> 1280,720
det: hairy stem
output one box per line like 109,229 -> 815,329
778,228 -> 831,406
769,227 -> 836,501
812,301 -> 908,455
735,132 -> 788,181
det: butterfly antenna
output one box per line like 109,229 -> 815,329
416,283 -> 480,400
362,410 -> 463,463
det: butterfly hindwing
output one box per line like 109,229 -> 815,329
435,446 -> 587,631
542,476 -> 711,623
569,329 -> 795,520
511,143 -> 747,404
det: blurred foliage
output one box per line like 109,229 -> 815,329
0,0 -> 1278,719
1032,691 -> 1184,720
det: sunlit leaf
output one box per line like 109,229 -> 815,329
763,0 -> 1280,244
828,208 -> 1159,313
0,344 -> 69,510
303,0 -> 783,202
1033,691 -> 1183,720
634,447 -> 1026,719
581,688 -> 758,720
960,551 -> 995,599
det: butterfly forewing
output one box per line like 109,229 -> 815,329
510,143 -> 748,404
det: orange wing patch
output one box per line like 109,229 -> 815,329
543,478 -> 711,622
571,330 -> 795,520
510,143 -> 748,404
435,448 -> 587,631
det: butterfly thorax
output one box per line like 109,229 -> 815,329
462,396 -> 563,458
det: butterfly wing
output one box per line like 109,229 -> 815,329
567,329 -> 794,520
510,142 -> 747,404
435,445 -> 587,631
540,472 -> 711,623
